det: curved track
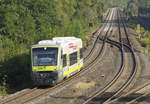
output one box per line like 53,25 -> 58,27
108,81 -> 150,104
82,8 -> 125,104
82,8 -> 137,104
103,8 -> 137,104
0,8 -> 115,104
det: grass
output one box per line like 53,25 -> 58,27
135,30 -> 150,58
0,75 -> 7,97
129,15 -> 150,58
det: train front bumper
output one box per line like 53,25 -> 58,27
31,71 -> 58,86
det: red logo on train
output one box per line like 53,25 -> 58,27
68,43 -> 77,50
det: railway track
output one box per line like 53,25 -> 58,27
103,8 -> 137,104
82,19 -> 125,104
105,81 -> 150,104
0,8 -> 115,104
104,9 -> 149,104
82,8 -> 137,104
84,9 -> 112,64
127,82 -> 150,104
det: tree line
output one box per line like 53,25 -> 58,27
0,0 -> 106,91
125,0 -> 150,17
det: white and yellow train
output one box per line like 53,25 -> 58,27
30,37 -> 83,86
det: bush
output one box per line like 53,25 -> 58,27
0,75 -> 7,96
141,42 -> 147,47
0,0 -> 106,92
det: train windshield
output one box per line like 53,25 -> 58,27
32,47 -> 58,66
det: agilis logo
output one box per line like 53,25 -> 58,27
68,43 -> 77,50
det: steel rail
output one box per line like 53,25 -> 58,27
127,91 -> 150,104
21,8 -> 116,104
106,10 -> 149,103
21,20 -> 113,104
0,9 -> 113,104
82,40 -> 124,104
82,8 -> 137,104
0,88 -> 37,104
106,81 -> 150,103
18,8 -> 115,104
83,9 -> 114,68
84,9 -> 111,61
104,8 -> 137,104
82,8 -> 126,104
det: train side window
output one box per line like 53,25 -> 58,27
63,54 -> 67,67
80,48 -> 83,59
69,52 -> 77,65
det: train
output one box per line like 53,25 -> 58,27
30,37 -> 83,86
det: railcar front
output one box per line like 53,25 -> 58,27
30,45 -> 61,86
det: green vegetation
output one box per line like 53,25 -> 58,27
0,75 -> 7,96
104,0 -> 130,8
1,0 -> 148,96
125,0 -> 150,17
0,0 -> 149,96
125,0 -> 150,57
135,27 -> 150,57
0,0 -> 108,94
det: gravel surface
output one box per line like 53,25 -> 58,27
0,9 -> 107,104
0,89 -> 30,102
129,37 -> 150,104
117,15 -> 150,104
28,8 -> 124,104
1,8 -> 150,104
31,42 -> 121,104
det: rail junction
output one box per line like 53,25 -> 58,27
0,8 -> 150,104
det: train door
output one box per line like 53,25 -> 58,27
69,51 -> 78,76
77,48 -> 80,71
62,50 -> 70,78
62,54 -> 67,77
79,48 -> 83,69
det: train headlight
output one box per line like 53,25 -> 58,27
54,67 -> 57,70
33,67 -> 36,71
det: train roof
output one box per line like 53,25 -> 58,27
52,37 -> 82,47
31,37 -> 82,53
